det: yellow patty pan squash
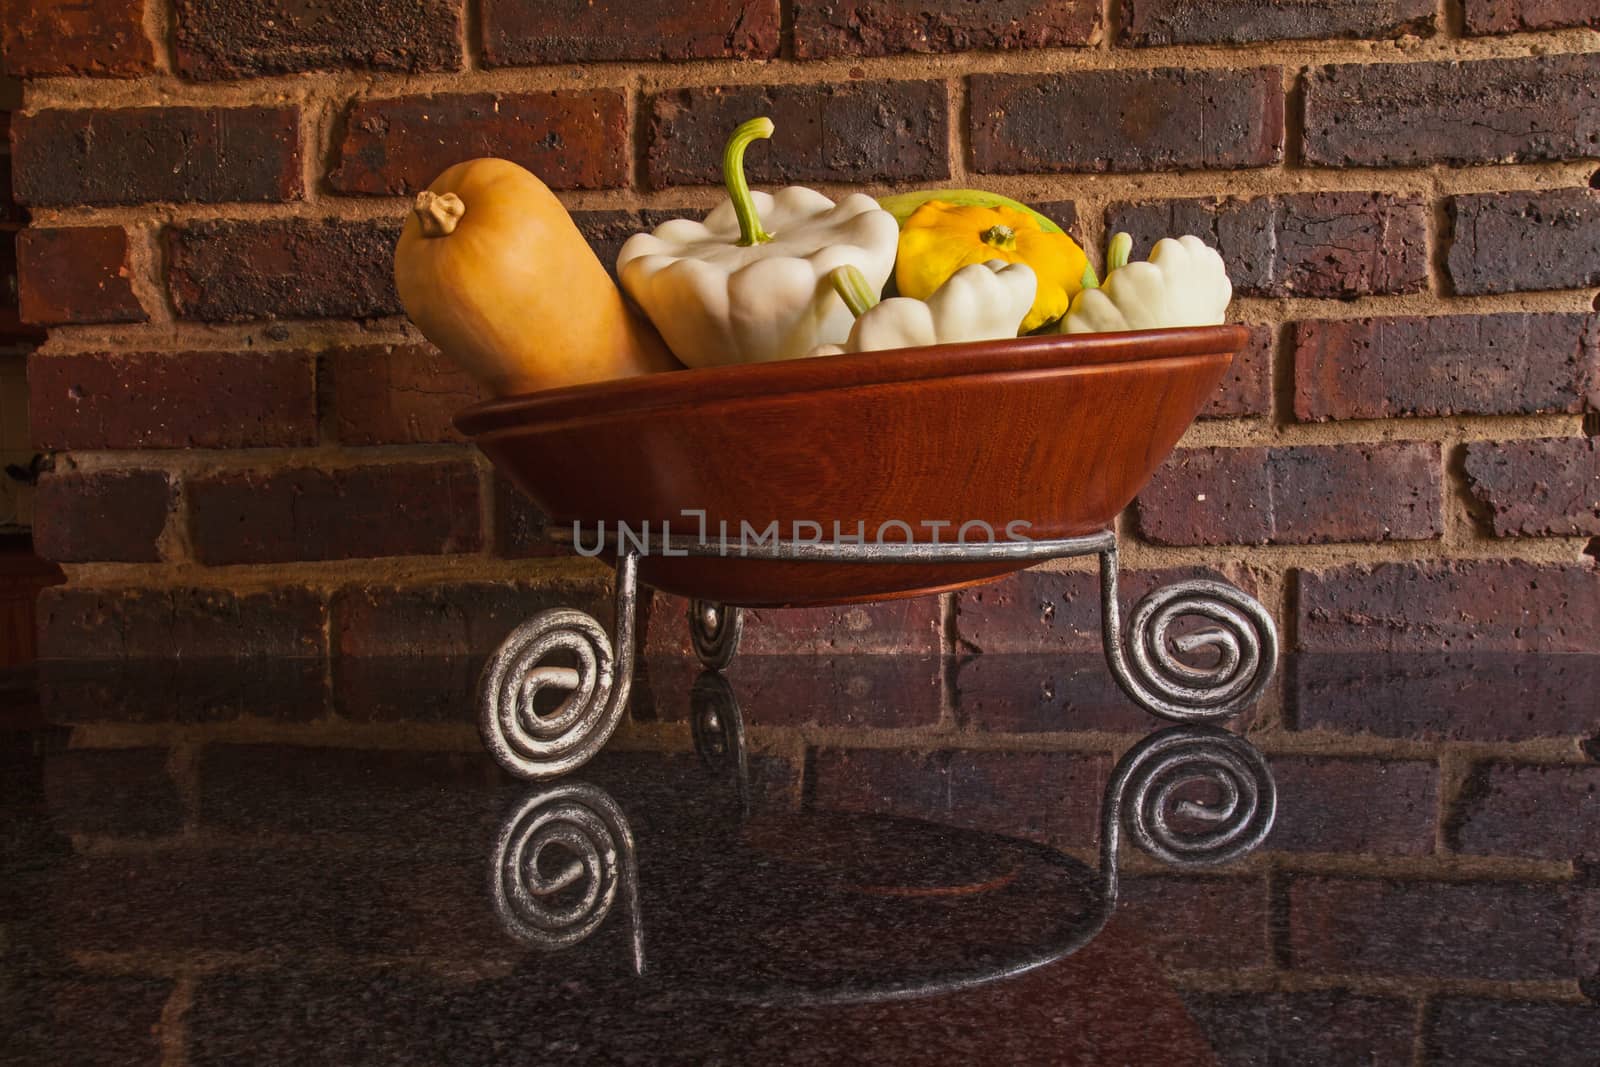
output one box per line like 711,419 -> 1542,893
894,201 -> 1091,333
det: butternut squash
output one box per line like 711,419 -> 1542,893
394,158 -> 679,396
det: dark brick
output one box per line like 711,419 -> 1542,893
953,654 -> 1173,734
1107,192 -> 1428,299
1450,763 -> 1600,860
187,461 -> 481,565
646,592 -> 943,655
1293,313 -> 1600,421
11,107 -> 300,207
481,0 -> 779,65
1292,653 -> 1600,742
970,68 -> 1283,174
329,91 -> 630,196
1030,199 -> 1080,237
33,470 -> 172,564
492,472 -> 560,558
1465,438 -> 1600,538
3,0 -> 154,76
1201,323 -> 1273,420
1116,875 -> 1270,970
174,0 -> 463,79
326,343 -> 484,446
571,209 -> 683,281
45,747 -> 181,837
1135,443 -> 1442,546
640,654 -> 943,730
36,586 -> 325,660
165,219 -> 402,321
1184,992 -> 1417,1067
38,657 -> 329,725
1287,876 -> 1593,980
331,579 -> 609,659
16,226 -> 146,326
954,565 -> 1256,654
793,1 -> 1099,57
1426,997 -> 1600,1066
1269,757 -> 1438,855
1122,0 -> 1433,43
1304,55 -> 1600,168
1448,188 -> 1600,296
29,350 -> 317,450
1463,0 -> 1600,33
1296,560 -> 1600,653
7,974 -> 171,1067
647,82 -> 949,187
810,748 -> 1111,848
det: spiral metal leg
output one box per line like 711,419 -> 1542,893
1099,546 -> 1278,723
1099,726 -> 1277,897
491,781 -> 643,973
478,552 -> 639,780
688,599 -> 742,671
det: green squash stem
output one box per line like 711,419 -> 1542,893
724,116 -> 776,247
828,265 -> 880,318
1107,232 -> 1133,272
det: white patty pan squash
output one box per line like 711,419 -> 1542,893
616,117 -> 899,368
809,260 -> 1038,357
1060,234 -> 1232,335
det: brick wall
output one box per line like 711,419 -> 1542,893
6,1 -> 1600,660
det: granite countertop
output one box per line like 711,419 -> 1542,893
3,652 -> 1598,1065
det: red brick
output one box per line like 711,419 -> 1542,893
1465,438 -> 1600,538
2,0 -> 155,76
11,107 -> 300,207
1450,763 -> 1600,860
1201,323 -> 1273,420
33,470 -> 172,564
187,461 -> 481,565
646,592 -> 943,655
954,565 -> 1256,654
1107,193 -> 1428,298
953,654 -> 1175,734
1426,998 -> 1600,1066
1293,313 -> 1600,421
1115,875 -> 1270,970
572,209 -> 684,281
481,0 -> 779,65
331,578 -> 609,659
970,68 -> 1283,174
639,654 -> 943,730
1292,653 -> 1600,741
1463,0 -> 1600,33
8,975 -> 171,1067
1269,757 -> 1438,855
647,82 -> 949,187
1287,876 -> 1593,980
1122,0 -> 1433,43
1304,55 -> 1600,168
45,747 -> 181,837
1029,199 -> 1081,237
1448,188 -> 1600,296
793,1 -> 1099,57
1296,560 -> 1600,653
492,472 -> 561,558
1134,443 -> 1442,547
36,586 -> 325,660
29,350 -> 317,450
326,343 -> 484,446
174,0 -> 463,79
165,219 -> 401,321
809,748 -> 1110,848
329,91 -> 630,196
16,226 -> 147,326
1184,992 -> 1418,1066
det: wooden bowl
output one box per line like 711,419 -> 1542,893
455,325 -> 1247,607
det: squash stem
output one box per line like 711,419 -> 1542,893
828,265 -> 879,318
981,224 -> 1017,251
724,117 -> 775,247
414,191 -> 465,237
1107,232 -> 1133,273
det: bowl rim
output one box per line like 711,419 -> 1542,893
454,323 -> 1250,437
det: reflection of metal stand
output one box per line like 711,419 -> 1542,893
480,532 -> 1278,780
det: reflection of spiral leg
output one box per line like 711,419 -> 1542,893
689,600 -> 742,671
690,670 -> 750,814
1101,550 -> 1278,723
1101,727 -> 1276,878
492,782 -> 643,972
478,554 -> 638,780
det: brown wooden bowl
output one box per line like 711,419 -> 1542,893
455,325 -> 1247,607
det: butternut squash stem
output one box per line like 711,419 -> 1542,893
724,116 -> 776,247
414,190 -> 465,237
828,264 -> 879,318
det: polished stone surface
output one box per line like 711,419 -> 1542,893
2,653 -> 1598,1065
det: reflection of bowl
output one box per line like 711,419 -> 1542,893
455,325 -> 1247,607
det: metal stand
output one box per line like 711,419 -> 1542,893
479,530 -> 1278,780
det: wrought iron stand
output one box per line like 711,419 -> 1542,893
479,529 -> 1278,781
